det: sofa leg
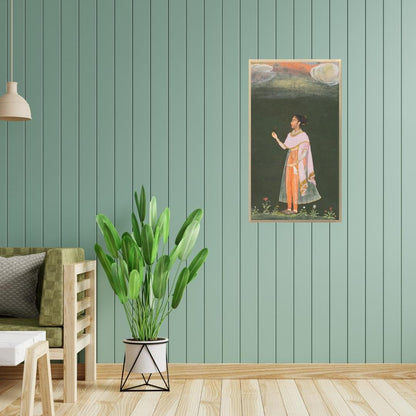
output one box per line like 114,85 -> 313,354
85,343 -> 96,381
63,351 -> 77,403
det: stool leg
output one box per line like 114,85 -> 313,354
21,341 -> 54,416
20,348 -> 38,416
38,346 -> 55,416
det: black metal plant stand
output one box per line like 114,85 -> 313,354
120,343 -> 170,392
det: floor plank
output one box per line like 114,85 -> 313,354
198,379 -> 221,416
352,380 -> 399,416
258,379 -> 287,416
153,380 -> 185,416
129,388 -> 162,416
241,379 -> 264,416
55,380 -> 112,416
0,380 -> 17,396
332,379 -> 377,416
221,380 -> 241,416
175,379 -> 204,416
369,379 -> 416,416
389,379 -> 416,410
2,376 -> 416,415
314,379 -> 355,416
277,380 -> 309,416
0,381 -> 22,414
296,379 -> 331,415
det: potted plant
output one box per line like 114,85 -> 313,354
94,186 -> 208,391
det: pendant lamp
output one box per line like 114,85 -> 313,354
0,0 -> 31,121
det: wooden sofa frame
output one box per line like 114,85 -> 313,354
48,260 -> 96,403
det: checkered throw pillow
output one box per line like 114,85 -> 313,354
0,252 -> 46,318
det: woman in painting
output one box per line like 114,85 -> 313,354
272,114 -> 321,214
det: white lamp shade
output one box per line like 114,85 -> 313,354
0,82 -> 31,121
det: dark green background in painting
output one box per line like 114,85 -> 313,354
251,89 -> 340,219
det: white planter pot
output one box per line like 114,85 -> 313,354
123,338 -> 168,374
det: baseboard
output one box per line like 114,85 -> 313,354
1,363 -> 416,380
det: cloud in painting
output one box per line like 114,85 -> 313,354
310,63 -> 339,86
251,64 -> 277,84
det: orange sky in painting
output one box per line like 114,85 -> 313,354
277,61 -> 316,73
255,60 -> 335,75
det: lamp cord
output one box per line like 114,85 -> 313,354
10,0 -> 13,82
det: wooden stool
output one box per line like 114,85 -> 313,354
21,340 -> 54,416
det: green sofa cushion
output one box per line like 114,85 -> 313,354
40,248 -> 84,326
0,317 -> 63,347
0,248 -> 85,326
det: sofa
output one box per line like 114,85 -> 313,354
0,247 -> 96,403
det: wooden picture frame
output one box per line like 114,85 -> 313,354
249,59 -> 342,222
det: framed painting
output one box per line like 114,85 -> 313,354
249,59 -> 341,222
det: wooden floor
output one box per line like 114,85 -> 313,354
1,377 -> 416,415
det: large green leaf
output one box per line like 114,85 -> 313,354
94,243 -> 115,291
156,208 -> 170,245
96,214 -> 121,252
120,259 -> 129,286
174,209 -> 203,245
149,196 -> 157,231
153,255 -> 170,298
172,268 -> 189,309
128,269 -> 143,300
102,223 -> 119,258
141,224 -> 154,265
135,186 -> 146,223
177,221 -> 200,260
121,232 -> 131,261
152,225 -> 161,264
111,263 -> 127,304
168,246 -> 179,270
131,212 -> 142,246
128,245 -> 142,272
187,248 -> 208,283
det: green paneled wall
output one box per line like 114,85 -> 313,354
1,0 -> 415,364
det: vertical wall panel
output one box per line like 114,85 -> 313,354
186,0 -> 205,363
7,0 -> 25,246
150,0 -> 169,210
365,0 -> 383,363
2,0 -> 415,364
204,0 -> 223,363
293,0 -> 312,363
131,0 -> 152,347
79,0 -> 96,262
258,0 -> 276,364
401,0 -> 416,363
0,0 -> 7,246
383,0 -> 402,363
114,0 -> 133,362
25,0 -> 43,247
167,0 -> 187,363
96,0 -> 115,363
61,0 -> 79,248
132,0 -> 150,193
311,0 -> 330,363
276,0 -> 295,363
43,0 -> 61,247
222,0 -> 241,362
348,0 -> 366,363
240,0 -> 258,363
150,0 -> 169,340
329,0 -> 348,363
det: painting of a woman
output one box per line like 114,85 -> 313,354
272,114 -> 321,214
249,59 -> 341,222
